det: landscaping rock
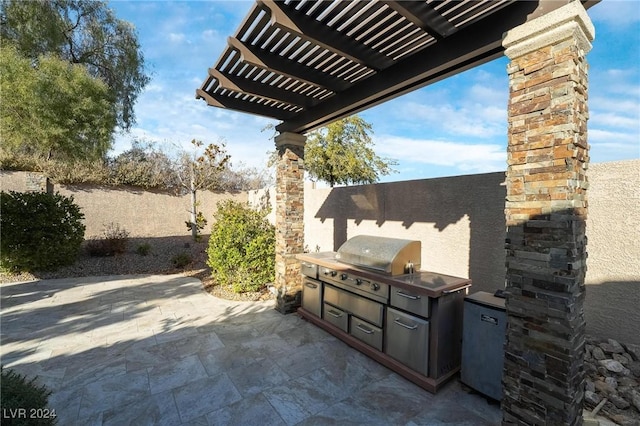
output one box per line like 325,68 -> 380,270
592,346 -> 607,360
595,379 -> 616,394
625,344 -> 640,362
601,339 -> 625,354
584,336 -> 640,425
585,390 -> 602,406
600,359 -> 626,373
605,376 -> 618,390
610,394 -> 631,410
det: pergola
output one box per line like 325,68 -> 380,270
197,1 -> 597,423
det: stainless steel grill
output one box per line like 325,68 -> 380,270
298,234 -> 471,392
335,235 -> 421,275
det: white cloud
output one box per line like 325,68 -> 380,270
168,33 -> 187,44
590,112 -> 639,129
397,102 -> 506,139
589,129 -> 640,146
374,135 -> 506,173
589,0 -> 640,28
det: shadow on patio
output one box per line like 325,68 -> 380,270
1,274 -> 501,425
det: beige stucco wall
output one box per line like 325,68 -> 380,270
583,160 -> 640,344
251,159 -> 638,344
1,171 -> 246,237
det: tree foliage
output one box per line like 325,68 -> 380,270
219,161 -> 274,191
0,0 -> 150,131
305,116 -> 397,186
110,140 -> 178,189
0,45 -> 116,161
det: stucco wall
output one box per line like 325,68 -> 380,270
250,159 -> 639,344
583,160 -> 640,344
1,171 -> 246,237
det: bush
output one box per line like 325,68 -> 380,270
0,366 -> 57,425
171,252 -> 192,269
85,223 -> 130,257
0,191 -> 85,272
207,200 -> 275,293
135,243 -> 152,256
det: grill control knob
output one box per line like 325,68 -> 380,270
330,271 -> 337,277
355,278 -> 363,286
370,282 -> 380,291
340,273 -> 348,280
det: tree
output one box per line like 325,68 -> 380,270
219,161 -> 274,191
176,139 -> 230,240
304,115 -> 397,187
0,45 -> 116,161
0,0 -> 150,131
110,140 -> 178,189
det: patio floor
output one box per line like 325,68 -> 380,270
1,274 -> 501,425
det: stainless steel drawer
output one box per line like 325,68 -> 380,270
385,307 -> 430,376
323,302 -> 348,332
350,316 -> 383,351
300,261 -> 318,279
302,278 -> 322,317
390,288 -> 431,318
324,284 -> 384,327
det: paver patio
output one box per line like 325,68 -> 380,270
1,274 -> 501,425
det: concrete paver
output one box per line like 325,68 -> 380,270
1,274 -> 502,425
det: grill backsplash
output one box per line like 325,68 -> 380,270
335,235 -> 421,276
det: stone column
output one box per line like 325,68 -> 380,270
501,2 -> 594,425
274,131 -> 306,314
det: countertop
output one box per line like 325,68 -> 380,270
298,252 -> 471,298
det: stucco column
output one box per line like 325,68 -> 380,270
502,2 -> 594,425
274,131 -> 306,314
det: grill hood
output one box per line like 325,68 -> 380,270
335,235 -> 421,276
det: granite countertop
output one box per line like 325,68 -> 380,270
298,252 -> 471,298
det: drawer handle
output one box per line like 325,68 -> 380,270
396,291 -> 420,300
326,309 -> 343,318
356,324 -> 374,335
394,318 -> 418,330
305,282 -> 318,289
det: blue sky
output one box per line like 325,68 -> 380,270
109,0 -> 640,183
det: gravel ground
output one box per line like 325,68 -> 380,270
0,235 -> 272,302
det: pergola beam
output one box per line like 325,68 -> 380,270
276,1 -> 541,134
227,36 -> 348,93
196,88 -> 296,121
381,1 -> 458,39
259,0 -> 394,71
209,68 -> 316,108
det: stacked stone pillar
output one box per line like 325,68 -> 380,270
274,132 -> 306,314
501,2 -> 594,424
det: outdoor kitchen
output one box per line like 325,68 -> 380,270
297,235 -> 472,393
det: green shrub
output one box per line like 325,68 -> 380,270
0,366 -> 57,425
85,222 -> 129,257
135,243 -> 152,256
207,200 -> 275,293
0,191 -> 85,272
171,252 -> 192,269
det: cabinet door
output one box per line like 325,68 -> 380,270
323,302 -> 348,332
390,288 -> 430,318
385,307 -> 430,376
350,316 -> 383,351
302,278 -> 322,317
